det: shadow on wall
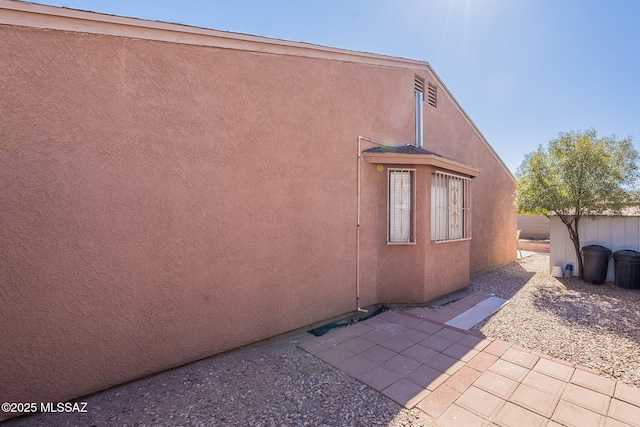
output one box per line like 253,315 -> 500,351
531,277 -> 640,345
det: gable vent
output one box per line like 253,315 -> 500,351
414,77 -> 424,93
427,83 -> 437,107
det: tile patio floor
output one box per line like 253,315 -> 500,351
299,292 -> 640,426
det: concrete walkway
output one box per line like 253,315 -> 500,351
299,293 -> 640,426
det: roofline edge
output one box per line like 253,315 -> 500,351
0,0 -> 428,70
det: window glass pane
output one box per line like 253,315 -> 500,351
431,172 -> 470,241
389,170 -> 412,243
431,175 -> 447,241
448,177 -> 463,239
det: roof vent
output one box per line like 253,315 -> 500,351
427,83 -> 437,107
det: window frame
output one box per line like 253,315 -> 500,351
387,168 -> 417,245
430,171 -> 471,242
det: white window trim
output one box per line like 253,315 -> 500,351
431,171 -> 471,243
388,168 -> 416,245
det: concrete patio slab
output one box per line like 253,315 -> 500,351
445,296 -> 509,330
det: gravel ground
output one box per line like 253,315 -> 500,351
518,238 -> 550,253
469,253 -> 640,387
6,253 -> 639,426
5,335 -> 437,427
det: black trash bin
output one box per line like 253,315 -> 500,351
613,250 -> 640,289
581,245 -> 611,284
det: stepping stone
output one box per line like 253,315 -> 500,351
444,296 -> 509,330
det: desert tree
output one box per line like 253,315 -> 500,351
515,129 -> 639,279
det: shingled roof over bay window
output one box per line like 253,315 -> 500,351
362,145 -> 481,178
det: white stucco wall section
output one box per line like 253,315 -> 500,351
550,216 -> 640,280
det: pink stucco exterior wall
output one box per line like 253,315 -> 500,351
0,2 -> 515,416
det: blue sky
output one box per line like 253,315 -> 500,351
29,0 -> 640,173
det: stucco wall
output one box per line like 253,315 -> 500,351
359,163 -> 472,306
518,214 -> 550,239
0,23 -> 364,409
0,6 -> 515,413
422,77 -> 517,274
